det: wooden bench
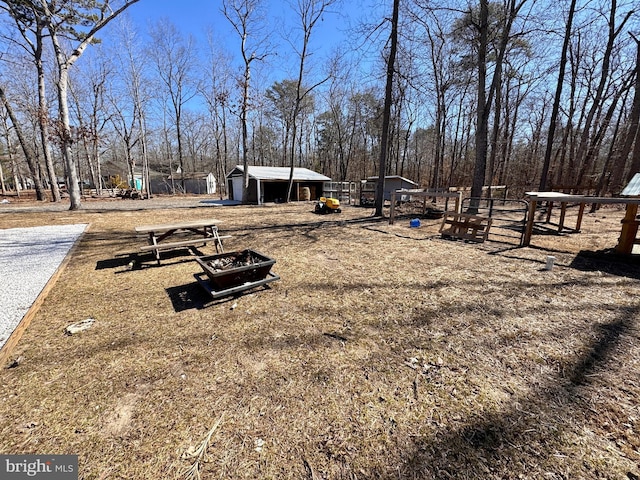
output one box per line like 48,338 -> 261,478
440,212 -> 492,243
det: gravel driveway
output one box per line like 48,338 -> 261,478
0,224 -> 87,350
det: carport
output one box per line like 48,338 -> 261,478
226,166 -> 331,204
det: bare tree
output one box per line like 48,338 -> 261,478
425,19 -> 450,191
0,106 -> 21,195
573,0 -> 635,188
266,80 -> 298,168
317,54 -> 361,182
223,0 -> 268,204
0,81 -> 46,199
622,33 -> 640,186
284,0 -> 335,202
201,31 -> 235,197
606,33 -> 640,192
0,108 -> 7,194
470,0 -> 526,210
108,85 -> 139,194
148,19 -> 198,193
69,50 -> 114,196
113,16 -> 152,198
539,0 -> 577,191
33,0 -> 140,210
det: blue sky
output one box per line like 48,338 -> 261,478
123,0 -> 382,81
126,0 -> 370,41
127,0 -> 219,34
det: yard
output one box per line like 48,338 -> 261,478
0,197 -> 639,479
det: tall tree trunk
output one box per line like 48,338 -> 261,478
5,6 -> 61,202
222,108 -> 229,195
0,153 -> 6,194
69,83 -> 98,194
625,89 -> 640,185
35,25 -> 60,202
470,0 -> 490,211
241,61 -> 250,203
139,115 -> 151,199
176,111 -> 185,193
579,74 -> 633,191
487,76 -> 503,198
374,0 -> 399,217
540,0 -> 576,191
53,63 -> 82,209
1,112 -> 16,194
470,0 -> 522,210
592,97 -> 626,206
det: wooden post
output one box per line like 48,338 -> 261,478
558,202 -> 567,232
523,199 -> 537,246
455,191 -> 463,213
615,203 -> 639,254
389,192 -> 397,224
545,201 -> 554,223
576,202 -> 586,231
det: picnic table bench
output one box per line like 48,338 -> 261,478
135,219 -> 231,264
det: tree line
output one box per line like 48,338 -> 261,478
0,0 -> 638,210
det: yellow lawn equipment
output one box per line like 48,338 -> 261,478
315,196 -> 341,214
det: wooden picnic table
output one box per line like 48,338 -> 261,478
135,218 -> 230,264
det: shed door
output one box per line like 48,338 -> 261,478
231,176 -> 243,201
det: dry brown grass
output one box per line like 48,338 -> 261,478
0,197 -> 639,479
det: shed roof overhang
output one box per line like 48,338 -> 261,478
227,165 -> 331,182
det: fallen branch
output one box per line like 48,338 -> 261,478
178,413 -> 225,480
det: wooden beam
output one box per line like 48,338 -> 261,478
134,218 -> 222,233
526,192 -> 640,205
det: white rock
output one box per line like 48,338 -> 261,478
64,318 -> 95,335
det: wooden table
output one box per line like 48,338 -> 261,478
135,219 -> 230,264
523,192 -> 640,253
